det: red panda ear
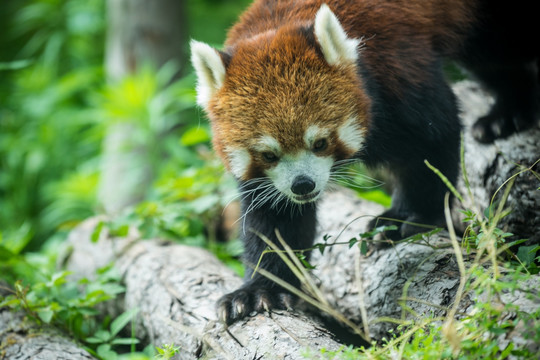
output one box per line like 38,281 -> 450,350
190,40 -> 226,109
314,4 -> 361,66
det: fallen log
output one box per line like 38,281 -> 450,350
0,308 -> 96,360
452,81 -> 540,245
64,218 -> 344,360
60,80 -> 539,358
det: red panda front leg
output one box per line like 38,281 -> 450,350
364,76 -> 462,244
368,134 -> 461,244
218,186 -> 317,325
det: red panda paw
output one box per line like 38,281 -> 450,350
472,106 -> 538,144
217,286 -> 295,325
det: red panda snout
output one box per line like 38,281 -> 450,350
291,175 -> 316,195
266,150 -> 333,204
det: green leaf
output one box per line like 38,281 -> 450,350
0,296 -> 20,308
96,344 -> 117,360
111,337 -> 140,345
189,194 -> 220,214
48,271 -> 71,288
314,243 -> 327,255
110,308 -> 139,337
0,224 -> 33,255
0,59 -> 33,71
87,329 -> 112,343
297,253 -> 315,270
356,189 -> 392,208
109,224 -> 129,237
500,342 -> 514,359
516,245 -> 538,266
359,240 -> 368,255
0,244 -> 15,261
180,126 -> 210,146
37,309 -> 54,323
91,221 -> 105,243
483,203 -> 497,219
86,337 -> 104,344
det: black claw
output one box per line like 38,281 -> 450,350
472,109 -> 536,144
472,115 -> 505,144
278,292 -> 295,311
217,286 -> 296,325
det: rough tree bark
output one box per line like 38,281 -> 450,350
0,309 -> 96,360
63,218 -> 345,360
452,81 -> 540,245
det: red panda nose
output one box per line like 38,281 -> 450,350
291,175 -> 316,195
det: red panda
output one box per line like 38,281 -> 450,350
191,0 -> 539,324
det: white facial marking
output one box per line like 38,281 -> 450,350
253,135 -> 281,154
226,148 -> 251,179
267,151 -> 334,204
338,117 -> 364,153
304,125 -> 330,148
314,4 -> 361,66
190,40 -> 226,108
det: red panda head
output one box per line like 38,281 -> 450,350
191,4 -> 370,204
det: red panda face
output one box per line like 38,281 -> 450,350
191,4 -> 370,204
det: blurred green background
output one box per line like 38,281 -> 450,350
0,0 -> 251,256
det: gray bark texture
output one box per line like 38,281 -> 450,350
63,218 -> 344,360
452,81 -> 540,245
0,309 -> 95,360
59,80 -> 539,359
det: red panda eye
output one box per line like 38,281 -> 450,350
312,138 -> 328,152
262,152 -> 279,163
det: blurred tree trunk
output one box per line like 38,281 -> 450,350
99,0 -> 186,214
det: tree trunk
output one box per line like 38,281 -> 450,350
98,0 -> 186,215
105,0 -> 186,81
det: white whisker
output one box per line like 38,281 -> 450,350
329,161 -> 384,191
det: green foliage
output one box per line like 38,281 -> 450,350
0,0 -> 105,248
313,224 -> 398,257
0,260 -> 126,345
154,344 -> 181,360
85,308 -> 140,359
0,0 -> 238,250
186,0 -> 253,46
0,245 -> 155,359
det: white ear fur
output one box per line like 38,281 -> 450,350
314,4 -> 361,65
190,40 -> 226,108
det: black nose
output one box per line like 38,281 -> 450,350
291,175 -> 316,195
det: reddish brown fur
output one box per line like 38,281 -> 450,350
204,0 -> 478,179
207,25 -> 370,178
226,0 -> 477,88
